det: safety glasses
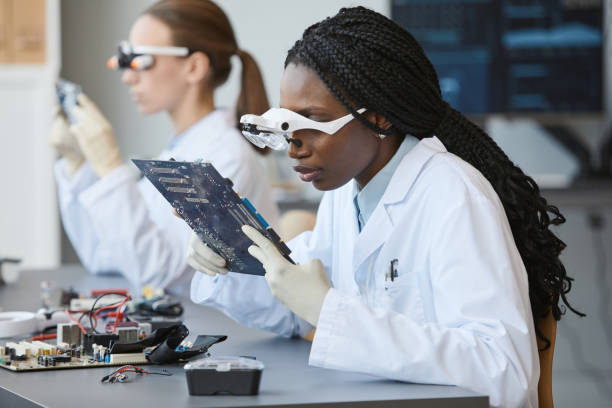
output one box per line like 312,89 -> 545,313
107,41 -> 190,71
239,108 -> 366,150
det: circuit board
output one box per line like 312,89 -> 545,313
56,78 -> 81,125
0,341 -> 149,372
132,159 -> 292,276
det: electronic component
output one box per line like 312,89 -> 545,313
116,327 -> 139,343
101,365 -> 172,384
133,295 -> 183,317
0,338 -> 150,372
90,288 -> 129,297
184,356 -> 264,395
127,315 -> 182,331
55,78 -> 82,124
132,159 -> 292,275
108,353 -> 149,365
0,322 -> 222,372
82,332 -> 119,354
70,295 -> 126,311
57,323 -> 82,346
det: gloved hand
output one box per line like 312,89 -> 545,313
242,225 -> 330,327
70,93 -> 123,178
186,231 -> 229,276
49,107 -> 84,176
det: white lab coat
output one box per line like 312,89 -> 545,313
55,109 -> 279,294
191,136 -> 539,407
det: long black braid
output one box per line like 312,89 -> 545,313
286,6 -> 584,348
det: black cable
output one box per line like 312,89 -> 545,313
146,370 -> 173,376
101,365 -> 172,383
78,311 -> 88,325
88,292 -> 130,334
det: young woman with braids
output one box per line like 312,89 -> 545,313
49,0 -> 278,293
188,7 -> 581,407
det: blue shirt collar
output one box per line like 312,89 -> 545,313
352,135 -> 419,231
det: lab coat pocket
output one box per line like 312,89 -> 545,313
384,274 -> 410,295
383,274 -> 425,322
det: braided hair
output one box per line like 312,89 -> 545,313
286,6 -> 584,348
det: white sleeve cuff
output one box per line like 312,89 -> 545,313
54,159 -> 99,203
309,288 -> 351,367
78,164 -> 136,209
190,270 -> 223,305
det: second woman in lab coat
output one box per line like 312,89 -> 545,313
50,0 -> 279,293
187,7 -> 582,407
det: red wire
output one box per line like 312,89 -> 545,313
31,333 -> 57,341
92,302 -> 123,318
65,308 -> 88,334
111,296 -> 131,333
91,301 -> 125,329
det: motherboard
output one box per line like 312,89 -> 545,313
133,159 -> 292,276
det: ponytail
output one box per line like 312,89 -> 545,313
235,49 -> 270,155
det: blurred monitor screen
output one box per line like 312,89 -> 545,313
392,0 -> 603,114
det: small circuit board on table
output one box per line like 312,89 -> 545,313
0,339 -> 149,372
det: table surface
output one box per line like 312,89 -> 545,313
0,267 -> 488,408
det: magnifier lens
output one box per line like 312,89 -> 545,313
241,129 -> 288,150
241,130 -> 267,149
260,132 -> 289,150
130,55 -> 154,71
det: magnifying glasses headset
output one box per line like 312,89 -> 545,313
239,108 -> 368,150
107,41 -> 191,71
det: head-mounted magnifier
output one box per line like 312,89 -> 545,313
107,41 -> 190,71
239,108 -> 366,150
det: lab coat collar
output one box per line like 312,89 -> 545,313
351,136 -> 446,271
381,136 -> 447,206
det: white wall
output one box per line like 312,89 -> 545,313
0,0 -> 61,269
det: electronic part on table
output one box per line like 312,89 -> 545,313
0,323 -> 222,372
101,364 -> 172,384
133,159 -> 292,276
185,356 -> 264,395
1,289 -> 145,371
0,288 -> 222,372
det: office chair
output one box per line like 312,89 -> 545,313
537,310 -> 557,408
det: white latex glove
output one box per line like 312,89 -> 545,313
70,93 -> 123,178
186,231 -> 229,276
49,107 -> 84,176
242,225 -> 330,327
